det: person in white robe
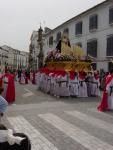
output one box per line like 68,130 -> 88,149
78,71 -> 88,97
69,71 -> 79,97
39,73 -> 44,91
54,74 -> 61,97
58,71 -> 70,97
20,72 -> 26,84
91,72 -> 100,97
36,71 -> 41,90
45,74 -> 51,94
50,73 -> 55,96
85,72 -> 93,97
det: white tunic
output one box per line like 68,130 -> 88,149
59,75 -> 70,97
69,77 -> 79,96
54,75 -> 61,97
91,77 -> 100,97
78,77 -> 88,98
106,78 -> 113,110
46,75 -> 51,93
20,73 -> 25,84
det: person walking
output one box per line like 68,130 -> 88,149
98,69 -> 113,111
3,70 -> 15,104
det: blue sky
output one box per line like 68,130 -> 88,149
0,0 -> 105,51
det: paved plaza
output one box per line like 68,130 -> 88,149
2,82 -> 113,150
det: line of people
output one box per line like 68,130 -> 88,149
16,69 -> 36,85
36,68 -> 100,98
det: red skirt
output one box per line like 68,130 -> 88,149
97,91 -> 108,111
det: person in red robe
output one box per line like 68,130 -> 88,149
97,70 -> 113,111
3,70 -> 15,104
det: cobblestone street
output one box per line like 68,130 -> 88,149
3,82 -> 113,150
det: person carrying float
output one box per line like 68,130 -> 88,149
50,71 -> 56,96
78,71 -> 88,97
69,71 -> 79,97
58,70 -> 70,97
85,71 -> 93,97
91,71 -> 100,97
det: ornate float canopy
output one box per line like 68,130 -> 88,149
45,35 -> 92,72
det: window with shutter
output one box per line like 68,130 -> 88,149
109,7 -> 113,24
89,15 -> 98,30
108,62 -> 113,71
56,32 -> 61,43
106,35 -> 113,56
87,40 -> 97,57
49,36 -> 53,46
75,21 -> 82,35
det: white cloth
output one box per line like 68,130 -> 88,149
0,129 -> 25,145
106,78 -> 113,110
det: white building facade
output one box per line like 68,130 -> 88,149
43,0 -> 113,71
0,45 -> 29,70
